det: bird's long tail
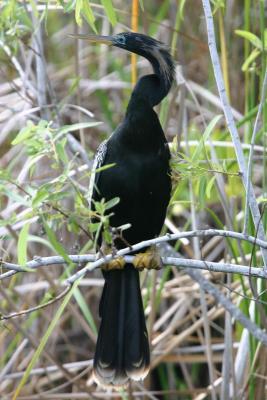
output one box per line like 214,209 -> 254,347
93,264 -> 150,387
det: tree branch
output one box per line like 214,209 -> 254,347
2,229 -> 267,283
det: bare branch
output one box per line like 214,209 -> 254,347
67,229 -> 267,284
2,229 -> 267,283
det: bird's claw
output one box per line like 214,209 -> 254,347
101,256 -> 126,271
100,244 -> 126,271
133,247 -> 162,271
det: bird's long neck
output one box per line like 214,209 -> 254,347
145,49 -> 174,100
123,94 -> 167,149
127,46 -> 174,109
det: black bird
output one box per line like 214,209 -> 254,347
73,32 -> 174,387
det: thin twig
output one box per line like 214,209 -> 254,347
0,285 -> 71,321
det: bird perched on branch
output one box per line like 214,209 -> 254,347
72,32 -> 174,387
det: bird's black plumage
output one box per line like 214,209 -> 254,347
85,32 -> 174,387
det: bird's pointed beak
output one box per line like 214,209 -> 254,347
68,34 -> 114,46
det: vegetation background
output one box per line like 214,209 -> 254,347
0,0 -> 267,399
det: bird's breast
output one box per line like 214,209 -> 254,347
99,143 -> 170,202
95,141 -> 171,245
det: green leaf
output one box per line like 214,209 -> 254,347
18,223 -> 30,266
28,235 -> 54,251
12,121 -> 35,145
105,197 -> 120,210
1,0 -> 16,20
241,48 -> 260,72
206,175 -> 216,199
93,200 -> 105,214
192,115 -> 222,162
61,0 -> 76,13
235,30 -> 263,50
89,222 -> 101,233
81,0 -> 97,32
103,228 -> 112,244
49,191 -> 69,202
55,121 -> 102,139
32,187 -> 49,208
75,0 -> 83,26
55,141 -> 68,164
101,0 -> 117,26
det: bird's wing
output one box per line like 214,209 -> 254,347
87,139 -> 108,210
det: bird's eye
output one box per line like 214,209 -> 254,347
116,36 -> 126,45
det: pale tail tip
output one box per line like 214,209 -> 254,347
92,364 -> 150,388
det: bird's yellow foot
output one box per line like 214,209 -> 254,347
101,256 -> 126,271
133,247 -> 162,271
100,245 -> 126,271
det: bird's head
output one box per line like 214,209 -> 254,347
70,32 -> 174,88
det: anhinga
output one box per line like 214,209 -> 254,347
72,32 -> 174,387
